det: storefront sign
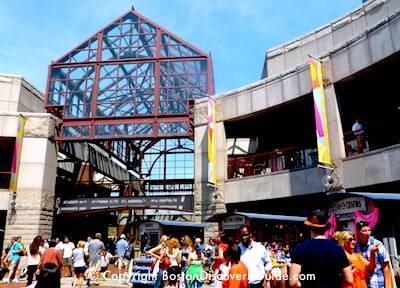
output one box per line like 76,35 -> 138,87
139,222 -> 160,233
222,215 -> 246,231
329,197 -> 366,215
59,195 -> 194,214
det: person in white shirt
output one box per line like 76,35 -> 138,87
61,237 -> 75,277
55,238 -> 64,251
72,241 -> 86,288
26,236 -> 45,286
352,119 -> 365,154
238,225 -> 272,288
84,236 -> 92,256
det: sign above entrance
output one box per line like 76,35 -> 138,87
329,197 -> 366,215
222,215 -> 246,231
59,195 -> 194,214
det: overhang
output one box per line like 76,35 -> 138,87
205,212 -> 306,223
142,220 -> 207,228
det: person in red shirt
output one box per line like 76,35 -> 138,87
223,243 -> 249,288
35,240 -> 63,288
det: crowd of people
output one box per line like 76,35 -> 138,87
0,215 -> 397,288
0,232 -> 135,288
153,217 -> 397,288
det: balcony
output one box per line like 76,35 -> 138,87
227,147 -> 318,179
0,172 -> 11,190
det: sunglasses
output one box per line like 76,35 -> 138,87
346,238 -> 355,242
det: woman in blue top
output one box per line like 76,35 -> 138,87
2,236 -> 24,283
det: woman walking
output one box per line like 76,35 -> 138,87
339,231 -> 378,288
72,240 -> 87,288
148,235 -> 169,288
186,243 -> 205,288
26,236 -> 45,286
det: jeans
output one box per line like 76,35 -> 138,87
155,269 -> 164,288
189,279 -> 203,288
27,265 -> 38,285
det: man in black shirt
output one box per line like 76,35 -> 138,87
289,213 -> 353,288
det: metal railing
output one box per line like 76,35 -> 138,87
343,130 -> 369,157
227,147 -> 318,179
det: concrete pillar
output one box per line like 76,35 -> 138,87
4,114 -> 57,246
194,101 -> 227,224
322,59 -> 346,189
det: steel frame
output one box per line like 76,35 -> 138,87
45,8 -> 214,196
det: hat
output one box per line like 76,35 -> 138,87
195,238 -> 201,243
304,213 -> 327,229
120,234 -> 126,239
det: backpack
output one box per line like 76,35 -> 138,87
124,243 -> 134,259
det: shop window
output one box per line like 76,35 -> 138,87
0,137 -> 15,189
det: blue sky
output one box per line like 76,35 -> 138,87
0,0 -> 362,94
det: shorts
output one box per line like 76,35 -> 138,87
116,257 -> 128,267
9,259 -> 20,270
63,257 -> 73,266
89,260 -> 100,270
74,266 -> 86,274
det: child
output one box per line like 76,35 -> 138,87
98,249 -> 113,281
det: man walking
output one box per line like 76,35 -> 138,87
87,233 -> 105,286
115,234 -> 128,275
238,225 -> 271,288
355,221 -> 394,288
289,213 -> 353,288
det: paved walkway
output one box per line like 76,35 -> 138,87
0,277 -> 129,288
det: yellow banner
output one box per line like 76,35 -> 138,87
9,114 -> 27,192
208,96 -> 216,184
309,57 -> 332,165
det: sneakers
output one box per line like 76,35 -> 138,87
2,278 -> 9,283
12,278 -> 18,283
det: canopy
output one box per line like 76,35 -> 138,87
205,212 -> 306,223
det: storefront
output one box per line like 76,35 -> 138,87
206,212 -> 307,248
138,220 -> 207,251
328,192 -> 400,270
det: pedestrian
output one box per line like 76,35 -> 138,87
338,230 -> 378,288
72,240 -> 86,288
115,234 -> 128,275
187,243 -> 206,288
61,237 -> 75,277
194,238 -> 205,254
355,221 -> 396,288
238,225 -> 271,288
166,237 -> 181,267
212,233 -> 229,288
223,243 -> 248,288
148,235 -> 169,288
87,232 -> 105,286
164,265 -> 181,288
36,240 -> 63,288
26,236 -> 45,286
2,236 -> 24,283
289,213 -> 353,288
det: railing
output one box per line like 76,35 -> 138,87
343,130 -> 369,157
227,147 -> 318,179
0,171 -> 11,189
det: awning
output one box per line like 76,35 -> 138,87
143,220 -> 208,228
347,192 -> 400,201
205,212 -> 306,223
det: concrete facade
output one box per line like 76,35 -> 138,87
0,74 -> 57,246
194,0 -> 400,220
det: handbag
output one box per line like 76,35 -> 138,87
159,255 -> 171,270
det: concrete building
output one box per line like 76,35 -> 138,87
0,73 -> 57,249
194,0 -> 400,247
1,0 -> 400,253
